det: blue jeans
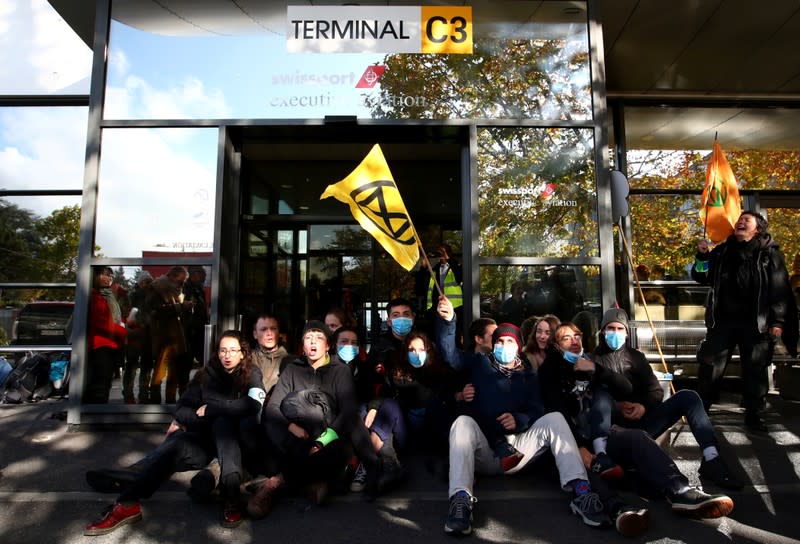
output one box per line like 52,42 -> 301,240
591,388 -> 716,451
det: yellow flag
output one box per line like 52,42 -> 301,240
700,140 -> 742,243
321,144 -> 420,271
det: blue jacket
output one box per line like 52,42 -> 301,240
435,315 -> 543,442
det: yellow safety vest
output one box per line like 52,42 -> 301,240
427,267 -> 463,309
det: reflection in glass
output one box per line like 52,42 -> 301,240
83,265 -> 212,405
309,225 -> 371,251
0,196 -> 82,285
480,264 -> 601,327
369,11 -> 591,120
106,2 -> 588,121
0,2 -> 91,94
0,107 -> 88,190
277,231 -> 294,254
478,127 -> 597,257
629,194 -> 703,281
765,207 -> 800,283
95,128 -> 217,258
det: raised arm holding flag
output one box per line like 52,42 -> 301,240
320,143 -> 443,297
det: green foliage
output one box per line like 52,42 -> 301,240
628,149 -> 800,279
0,200 -> 82,304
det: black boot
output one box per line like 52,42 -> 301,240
744,411 -> 768,433
377,438 -> 407,493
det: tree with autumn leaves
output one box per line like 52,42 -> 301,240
628,149 -> 800,280
365,41 -> 800,303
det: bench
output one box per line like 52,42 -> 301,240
629,319 -> 799,398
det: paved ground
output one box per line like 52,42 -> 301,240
1,389 -> 799,544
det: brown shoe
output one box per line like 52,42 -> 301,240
306,481 -> 329,505
189,459 -> 221,501
247,474 -> 285,519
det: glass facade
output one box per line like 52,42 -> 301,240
0,0 -> 91,95
477,126 -> 597,258
480,264 -> 602,326
94,128 -> 218,258
105,1 -> 590,121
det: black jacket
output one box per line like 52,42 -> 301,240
175,360 -> 265,431
590,341 -> 664,412
692,234 -> 798,356
264,356 -> 358,451
538,349 -> 639,419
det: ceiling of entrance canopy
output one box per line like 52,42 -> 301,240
49,0 -> 800,150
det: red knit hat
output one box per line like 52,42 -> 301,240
492,323 -> 523,351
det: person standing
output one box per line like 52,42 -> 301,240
123,271 -> 153,404
85,266 -> 128,404
183,266 -> 209,367
692,211 -> 798,431
145,266 -> 192,404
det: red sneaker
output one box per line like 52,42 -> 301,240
84,502 -> 142,536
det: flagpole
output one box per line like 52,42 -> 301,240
702,132 -> 719,242
416,237 -> 443,299
618,220 -> 675,395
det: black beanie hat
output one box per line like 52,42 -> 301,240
600,308 -> 629,331
302,320 -> 331,344
492,323 -> 523,351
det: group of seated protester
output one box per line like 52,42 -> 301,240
84,299 -> 741,538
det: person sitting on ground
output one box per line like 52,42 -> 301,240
250,314 -> 289,401
522,314 -> 560,371
540,321 -> 735,536
538,321 -> 626,481
247,321 -> 383,519
350,298 -> 418,486
330,325 -> 386,493
84,330 -> 266,535
434,296 -> 608,535
590,307 -> 743,490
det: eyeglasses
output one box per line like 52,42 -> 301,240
558,334 -> 582,342
218,348 -> 241,355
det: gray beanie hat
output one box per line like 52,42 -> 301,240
600,308 -> 629,331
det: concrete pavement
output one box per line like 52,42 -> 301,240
1,390 -> 799,544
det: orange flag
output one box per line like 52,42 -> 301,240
700,140 -> 741,243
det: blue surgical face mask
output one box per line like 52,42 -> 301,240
390,317 -> 413,337
493,343 -> 518,365
408,351 -> 427,368
604,331 -> 626,351
337,345 -> 358,364
562,350 -> 583,364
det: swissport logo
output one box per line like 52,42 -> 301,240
540,183 -> 556,200
356,65 -> 386,88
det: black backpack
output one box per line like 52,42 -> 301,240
1,353 -> 52,403
279,389 -> 337,439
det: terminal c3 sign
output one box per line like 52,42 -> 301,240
287,5 -> 473,54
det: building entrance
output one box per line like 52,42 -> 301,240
230,124 -> 467,350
